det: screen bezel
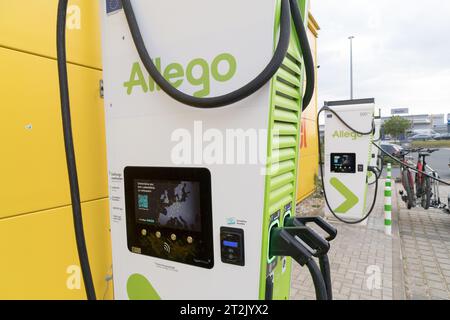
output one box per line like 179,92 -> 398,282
124,167 -> 214,269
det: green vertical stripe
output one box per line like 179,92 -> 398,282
384,204 -> 392,211
384,220 -> 392,226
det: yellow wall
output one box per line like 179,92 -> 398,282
296,13 -> 320,203
0,1 -> 112,299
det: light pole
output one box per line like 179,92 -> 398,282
348,36 -> 355,100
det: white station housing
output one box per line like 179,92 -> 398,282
324,99 -> 375,221
101,0 -> 310,300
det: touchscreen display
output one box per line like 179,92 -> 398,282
330,153 -> 356,173
134,179 -> 201,232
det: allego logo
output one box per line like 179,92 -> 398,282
124,53 -> 237,97
332,130 -> 362,140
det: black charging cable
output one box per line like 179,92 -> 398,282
56,0 -> 96,300
368,154 -> 384,185
284,216 -> 337,300
289,0 -> 315,110
369,131 -> 384,185
306,259 -> 328,300
122,0 -> 315,110
270,227 -> 329,300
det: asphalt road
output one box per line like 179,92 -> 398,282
388,148 -> 450,181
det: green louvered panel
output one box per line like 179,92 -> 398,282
273,122 -> 298,135
273,95 -> 299,111
271,148 -> 296,163
273,108 -> 298,123
277,68 -> 301,88
270,172 -> 296,191
273,136 -> 297,149
266,44 -> 303,214
269,195 -> 294,217
281,57 -> 302,76
271,159 -> 296,176
287,41 -> 302,62
275,81 -> 301,100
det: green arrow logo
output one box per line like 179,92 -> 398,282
330,178 -> 359,213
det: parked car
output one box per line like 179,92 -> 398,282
432,133 -> 442,139
410,134 -> 433,141
408,129 -> 440,138
380,143 -> 403,157
436,133 -> 450,140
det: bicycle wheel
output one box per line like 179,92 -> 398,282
422,177 -> 431,210
415,172 -> 422,198
403,170 -> 414,209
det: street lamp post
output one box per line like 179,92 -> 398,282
348,36 -> 355,100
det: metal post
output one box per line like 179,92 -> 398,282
348,36 -> 354,100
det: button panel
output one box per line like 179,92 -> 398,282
220,227 -> 245,266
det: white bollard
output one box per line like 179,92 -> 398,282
384,163 -> 392,235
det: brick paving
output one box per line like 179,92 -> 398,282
398,184 -> 450,300
291,180 -> 400,300
290,176 -> 450,301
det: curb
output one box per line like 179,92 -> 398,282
391,182 -> 406,300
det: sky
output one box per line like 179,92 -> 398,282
311,0 -> 450,118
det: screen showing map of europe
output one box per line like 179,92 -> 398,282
134,179 -> 201,232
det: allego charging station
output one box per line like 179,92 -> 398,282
323,99 -> 375,221
0,0 -> 397,301
93,0 -> 332,300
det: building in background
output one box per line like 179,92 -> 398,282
448,113 -> 450,132
432,114 -> 448,133
380,113 -> 449,139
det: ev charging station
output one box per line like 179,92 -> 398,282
323,99 -> 375,222
81,0 -> 334,300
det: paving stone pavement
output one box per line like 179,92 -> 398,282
398,184 -> 450,300
290,180 -> 402,300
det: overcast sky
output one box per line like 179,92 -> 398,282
311,0 -> 450,117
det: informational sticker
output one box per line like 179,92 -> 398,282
226,217 -> 247,226
106,0 -> 123,15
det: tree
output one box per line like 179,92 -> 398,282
383,116 -> 412,141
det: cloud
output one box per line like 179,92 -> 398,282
312,0 -> 450,117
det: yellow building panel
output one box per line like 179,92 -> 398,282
0,199 -> 112,300
297,14 -> 319,203
297,118 -> 319,201
300,118 -> 319,157
0,0 -> 102,69
301,97 -> 318,121
296,154 -> 319,200
0,47 -> 108,218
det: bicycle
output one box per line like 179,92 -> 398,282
424,163 -> 449,211
428,168 -> 442,208
398,149 -> 417,209
415,148 -> 439,210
